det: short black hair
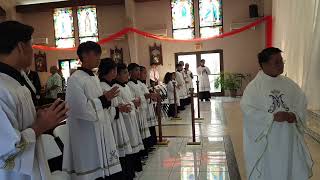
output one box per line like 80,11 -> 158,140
258,47 -> 282,67
77,41 -> 102,61
139,66 -> 146,71
98,58 -> 116,80
0,21 -> 34,55
117,63 -> 127,75
163,72 -> 172,84
176,63 -> 183,68
128,63 -> 140,72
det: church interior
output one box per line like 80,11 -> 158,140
1,0 -> 320,180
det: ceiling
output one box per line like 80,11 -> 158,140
16,0 -> 68,5
15,0 -> 159,13
16,0 -> 157,5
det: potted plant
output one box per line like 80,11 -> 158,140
214,73 -> 249,97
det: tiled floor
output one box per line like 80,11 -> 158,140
140,97 -> 320,180
138,137 -> 230,180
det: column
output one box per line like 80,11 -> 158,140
125,0 -> 139,64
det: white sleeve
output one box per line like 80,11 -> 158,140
176,73 -> 183,85
206,67 -> 211,75
197,67 -> 201,76
66,77 -> 103,122
292,89 -> 308,134
0,104 -> 36,176
240,84 -> 274,143
167,82 -> 174,93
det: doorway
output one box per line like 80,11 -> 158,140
175,49 -> 224,96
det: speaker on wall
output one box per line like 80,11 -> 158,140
249,4 -> 259,18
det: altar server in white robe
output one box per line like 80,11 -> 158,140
197,59 -> 211,101
241,47 -> 313,180
184,63 -> 193,105
176,63 -> 188,110
98,58 -> 134,180
164,72 -> 180,117
114,63 -> 144,174
63,42 -> 124,180
0,21 -> 68,180
139,66 -> 159,148
127,63 -> 151,157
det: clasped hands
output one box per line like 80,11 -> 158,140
273,111 -> 297,123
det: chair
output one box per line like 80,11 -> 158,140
53,124 -> 69,146
41,134 -> 70,180
41,134 -> 62,160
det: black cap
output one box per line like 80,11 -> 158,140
0,21 -> 34,54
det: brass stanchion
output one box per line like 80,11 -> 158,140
195,80 -> 204,121
171,81 -> 182,120
187,88 -> 201,145
156,97 -> 169,146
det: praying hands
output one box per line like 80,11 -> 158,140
273,111 -> 297,123
103,86 -> 120,100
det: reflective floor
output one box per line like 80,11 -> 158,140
139,97 -> 320,180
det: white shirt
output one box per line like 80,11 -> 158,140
127,80 -> 151,139
0,65 -> 51,180
197,66 -> 211,92
113,82 -> 144,153
100,81 -> 132,157
137,81 -> 157,127
184,69 -> 193,90
46,73 -> 62,99
63,70 -> 121,180
241,71 -> 313,180
175,71 -> 188,99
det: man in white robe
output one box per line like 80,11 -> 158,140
139,66 -> 159,148
114,63 -> 144,174
197,59 -> 211,101
184,63 -> 193,105
127,63 -> 151,158
98,58 -> 135,180
0,21 -> 68,180
241,47 -> 313,180
176,63 -> 188,110
63,42 -> 123,180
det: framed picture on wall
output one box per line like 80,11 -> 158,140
34,51 -> 47,72
110,47 -> 123,63
149,43 -> 163,65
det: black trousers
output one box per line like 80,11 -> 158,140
149,126 -> 157,146
120,156 -> 134,180
167,104 -> 177,117
199,91 -> 211,101
95,171 -> 125,180
129,153 -> 142,172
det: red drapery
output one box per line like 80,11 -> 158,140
32,16 -> 273,51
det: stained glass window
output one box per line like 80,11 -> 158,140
59,59 -> 81,82
171,0 -> 195,40
77,6 -> 99,43
200,26 -> 222,38
53,8 -> 75,48
199,0 -> 223,38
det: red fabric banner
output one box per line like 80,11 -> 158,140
33,16 -> 272,51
